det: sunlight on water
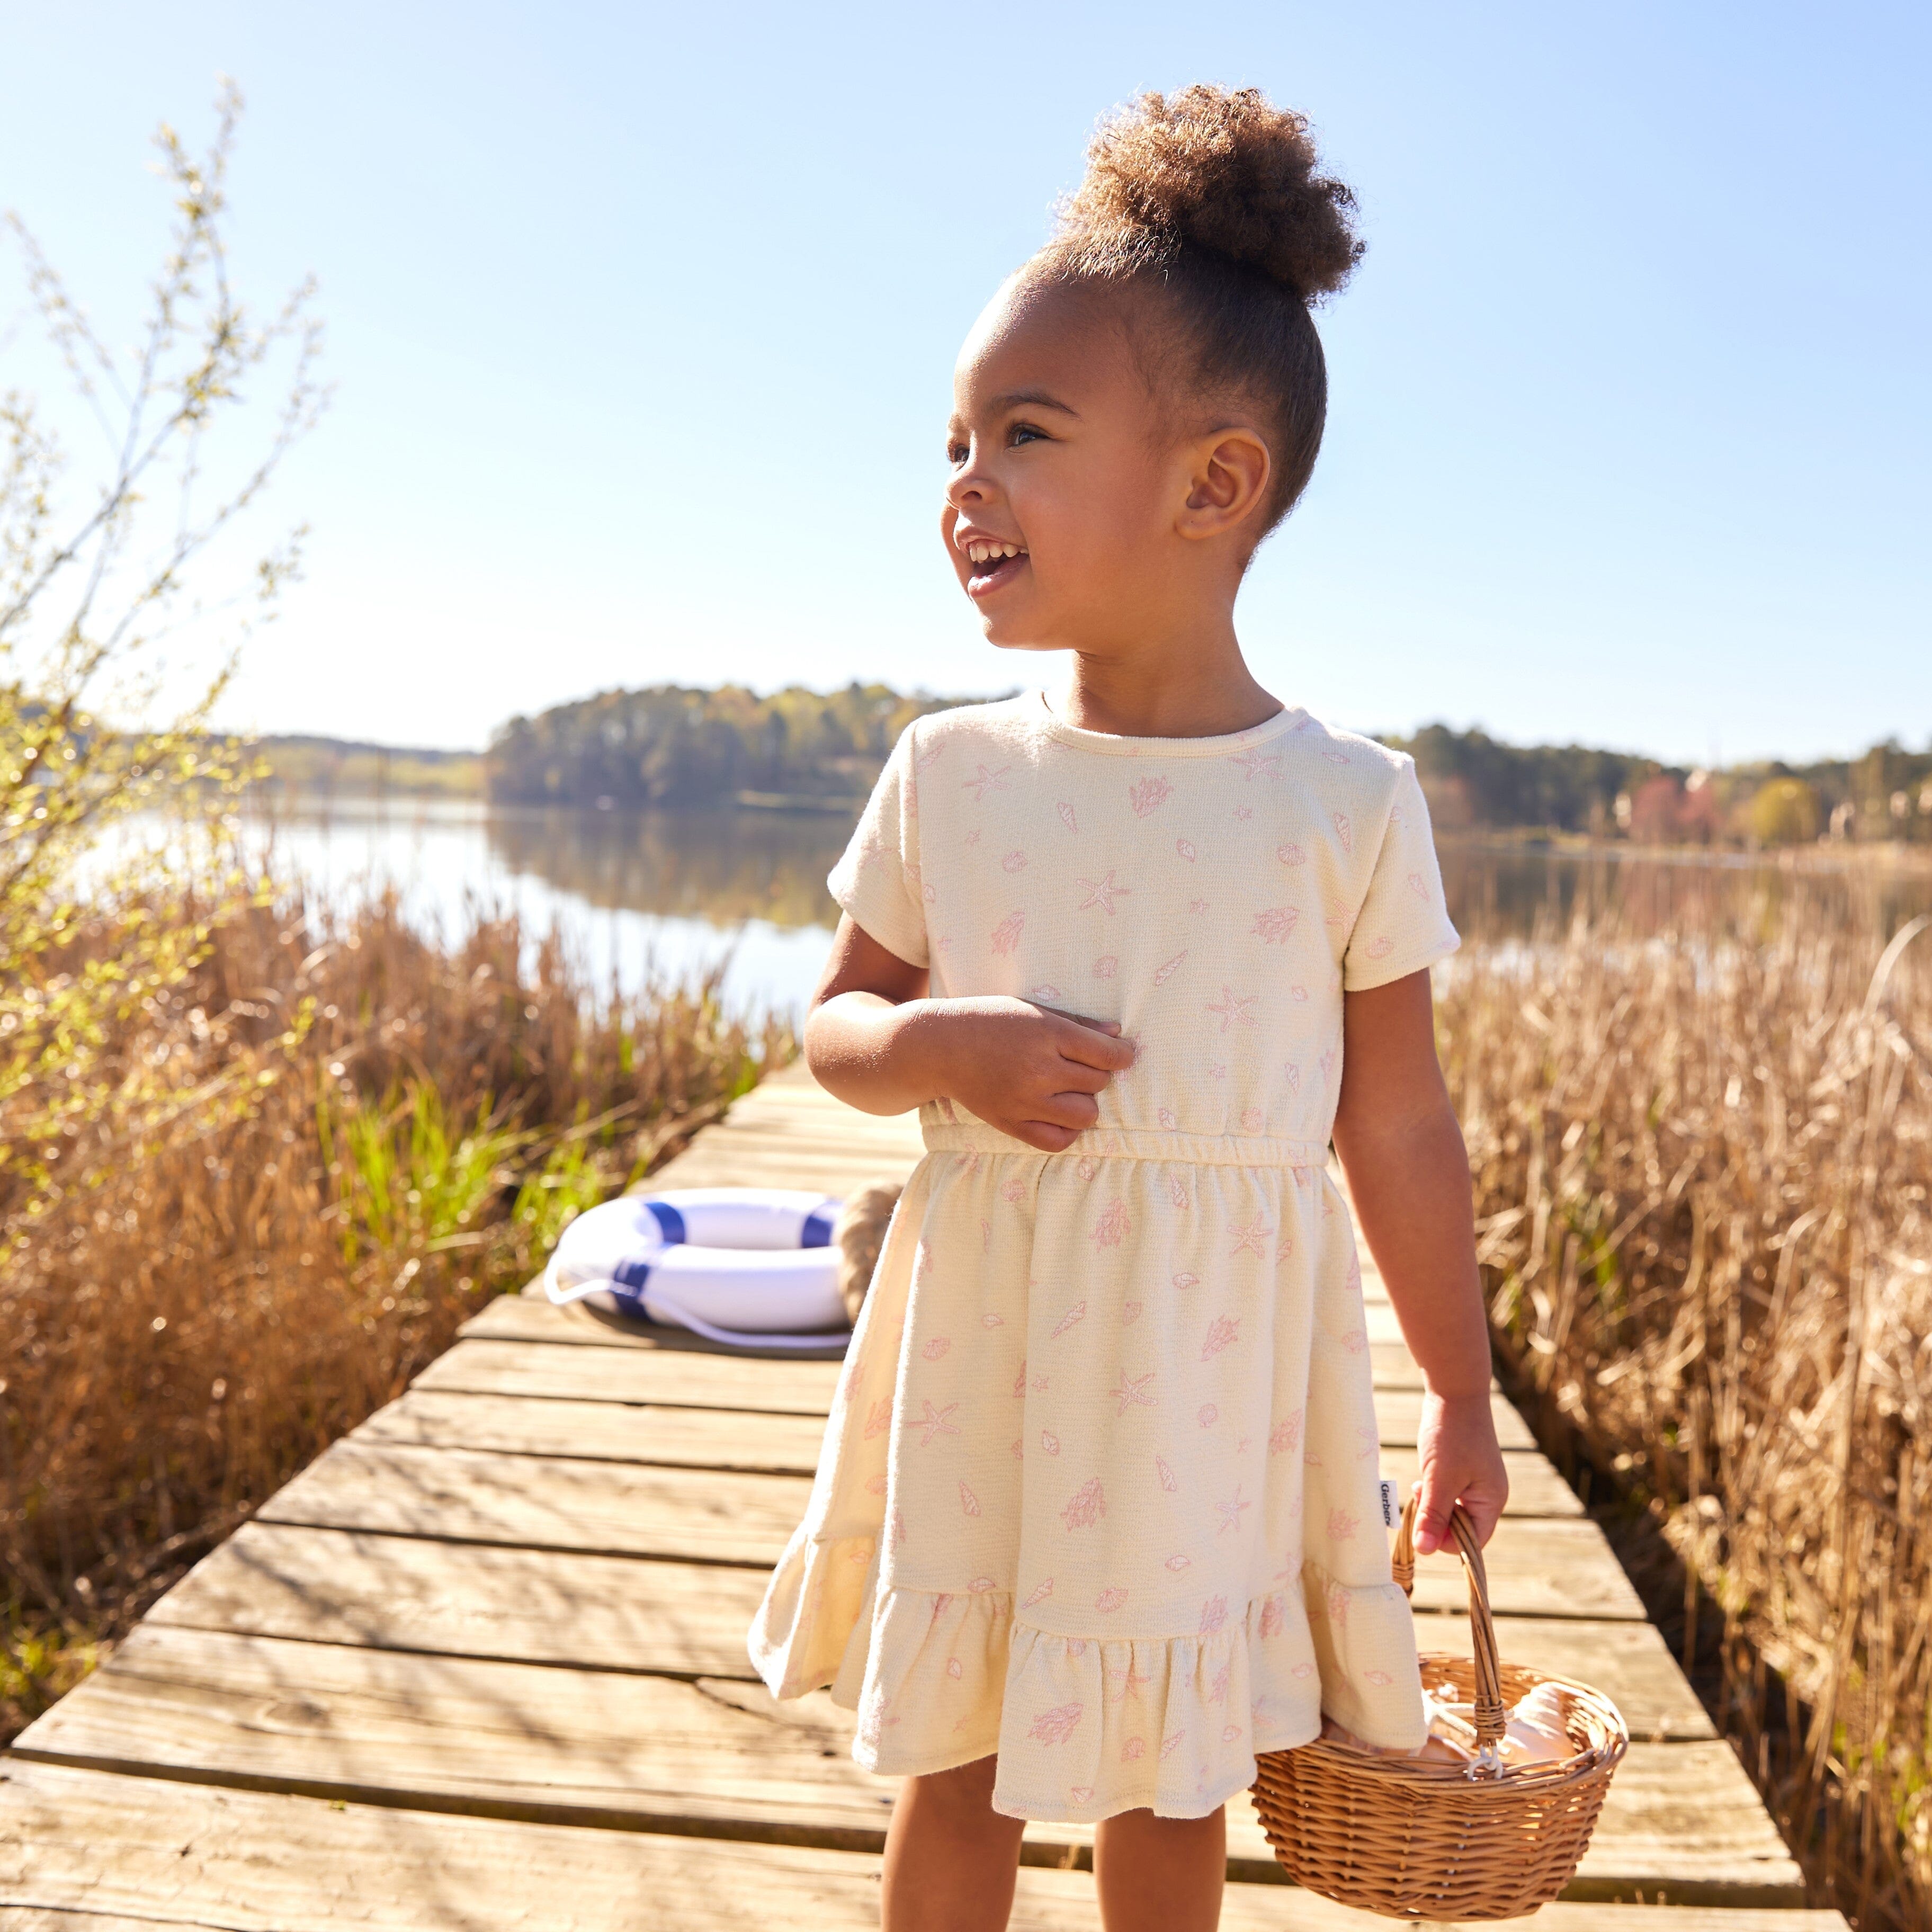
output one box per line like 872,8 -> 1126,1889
228,792 -> 1932,1021
239,795 -> 848,1017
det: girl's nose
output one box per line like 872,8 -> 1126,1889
945,455 -> 994,511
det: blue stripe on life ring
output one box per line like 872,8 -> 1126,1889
611,1256 -> 652,1295
643,1198 -> 687,1246
801,1204 -> 836,1249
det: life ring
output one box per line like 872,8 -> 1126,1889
543,1188 -> 848,1350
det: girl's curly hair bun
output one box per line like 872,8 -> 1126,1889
1057,85 -> 1363,305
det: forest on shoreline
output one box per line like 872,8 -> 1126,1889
256,680 -> 1932,847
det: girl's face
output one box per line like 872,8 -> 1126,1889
942,278 -> 1204,655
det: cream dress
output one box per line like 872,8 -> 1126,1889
749,693 -> 1460,1823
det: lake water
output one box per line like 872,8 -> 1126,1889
241,793 -> 1932,1021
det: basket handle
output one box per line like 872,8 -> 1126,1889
1391,1491 -> 1509,1751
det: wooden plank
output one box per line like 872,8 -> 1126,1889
150,1524 -> 1646,1692
359,1387 -> 832,1474
259,1442 -> 1627,1617
0,1760 -> 1841,1930
259,1441 -> 815,1566
146,1524 -> 766,1671
13,1629 -> 1781,1906
415,1335 -> 844,1415
418,1335 -> 1522,1441
359,1390 -> 1575,1517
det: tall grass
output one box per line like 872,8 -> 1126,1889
0,880 -> 790,1737
1439,890 -> 1930,1929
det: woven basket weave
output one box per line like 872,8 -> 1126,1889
1251,1496 -> 1629,1920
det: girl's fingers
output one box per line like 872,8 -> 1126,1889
1030,1001 -> 1122,1037
1056,1024 -> 1137,1072
1052,1060 -> 1113,1096
1037,1089 -> 1102,1130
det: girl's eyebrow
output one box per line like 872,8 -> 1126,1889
988,388 -> 1081,418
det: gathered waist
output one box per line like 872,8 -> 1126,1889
920,1120 -> 1327,1170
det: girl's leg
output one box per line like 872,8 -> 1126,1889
1093,1806 -> 1226,1932
882,1755 -> 1028,1932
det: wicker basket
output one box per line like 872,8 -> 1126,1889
1251,1496 -> 1629,1920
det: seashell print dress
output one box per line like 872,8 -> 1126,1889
748,693 -> 1461,1823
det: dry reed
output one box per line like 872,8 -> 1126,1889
1,883 -> 790,1736
1439,886 -> 1930,1929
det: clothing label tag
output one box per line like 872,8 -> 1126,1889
1378,1478 -> 1400,1529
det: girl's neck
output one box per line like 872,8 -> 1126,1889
1052,621 -> 1283,740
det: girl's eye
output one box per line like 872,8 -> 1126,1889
947,441 -> 969,466
1009,422 -> 1046,447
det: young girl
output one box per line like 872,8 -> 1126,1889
751,86 -> 1508,1932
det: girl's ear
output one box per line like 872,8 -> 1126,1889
1176,426 -> 1273,541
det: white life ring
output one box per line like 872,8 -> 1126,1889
543,1188 -> 848,1350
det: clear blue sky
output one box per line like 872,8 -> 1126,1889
3,2 -> 1927,763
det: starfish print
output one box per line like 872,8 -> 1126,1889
1110,1656 -> 1153,1703
1205,986 -> 1257,1032
1111,1370 -> 1157,1414
1231,748 -> 1282,780
1217,1484 -> 1254,1534
963,763 -> 1010,802
1229,1215 -> 1271,1258
916,1398 -> 961,1446
1077,870 -> 1130,914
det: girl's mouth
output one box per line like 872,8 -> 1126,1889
963,540 -> 1028,598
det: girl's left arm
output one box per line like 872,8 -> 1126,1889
1330,968 -> 1509,1556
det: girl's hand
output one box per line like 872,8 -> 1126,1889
920,997 -> 1137,1152
1412,1389 -> 1509,1556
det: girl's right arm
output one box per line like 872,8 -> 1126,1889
804,915 -> 1135,1153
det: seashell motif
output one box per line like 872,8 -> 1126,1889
1040,1429 -> 1061,1455
960,1482 -> 982,1517
1095,1587 -> 1128,1613
1027,1701 -> 1084,1746
1061,1477 -> 1106,1530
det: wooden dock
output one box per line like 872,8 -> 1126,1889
1,1066 -> 1840,1929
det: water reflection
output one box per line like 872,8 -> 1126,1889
484,804 -> 848,929
241,792 -> 1932,1017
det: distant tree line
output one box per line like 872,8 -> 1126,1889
480,682 -> 1932,845
485,683 -> 978,809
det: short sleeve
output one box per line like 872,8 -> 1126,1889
827,722 -> 929,968
1341,758 -> 1460,991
